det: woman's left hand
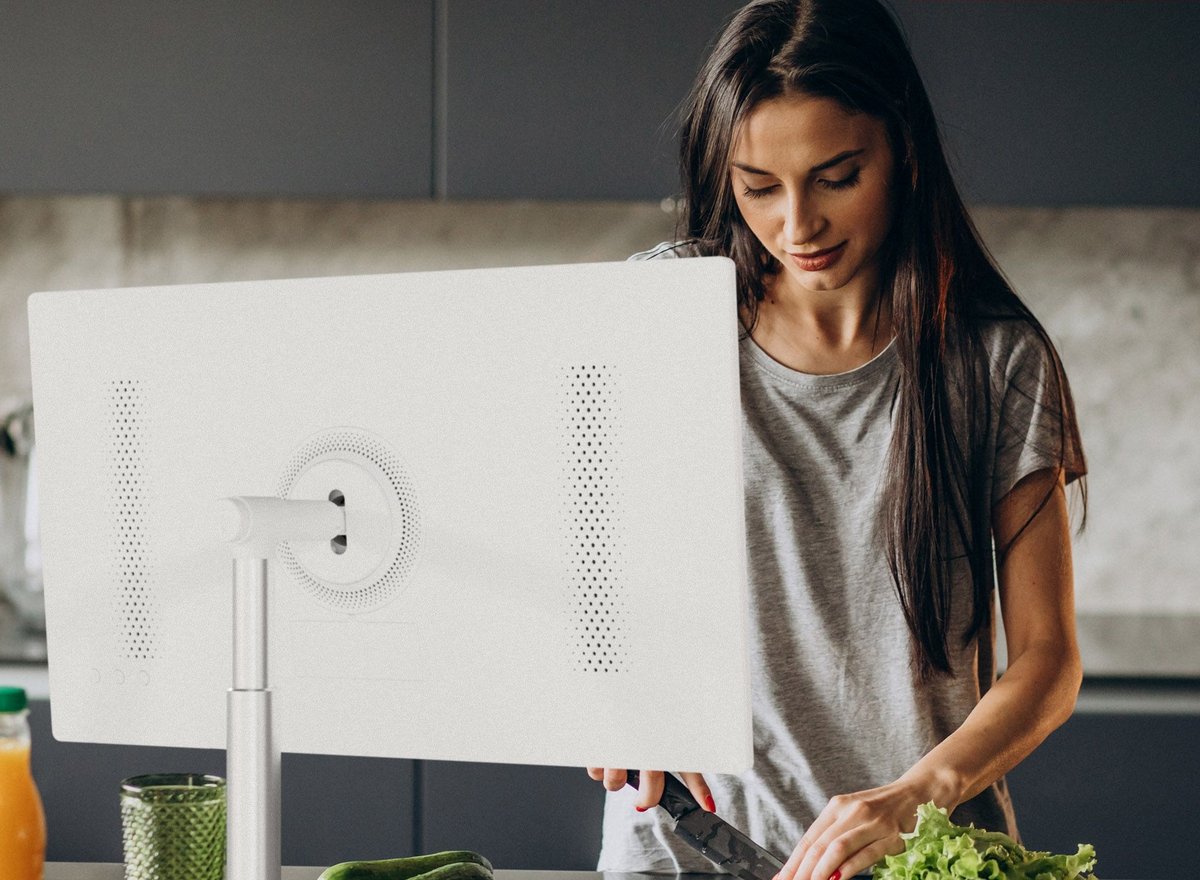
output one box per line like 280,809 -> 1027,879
774,776 -> 952,880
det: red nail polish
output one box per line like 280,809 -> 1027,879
831,871 -> 842,880
705,794 -> 717,813
635,806 -> 647,812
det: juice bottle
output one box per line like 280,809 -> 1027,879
0,685 -> 46,880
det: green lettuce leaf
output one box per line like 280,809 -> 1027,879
871,802 -> 1097,880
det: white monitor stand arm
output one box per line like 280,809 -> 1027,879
218,496 -> 346,880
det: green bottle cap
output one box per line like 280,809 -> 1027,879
0,686 -> 29,712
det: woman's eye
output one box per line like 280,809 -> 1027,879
741,184 -> 776,200
818,169 -> 861,190
741,169 -> 861,200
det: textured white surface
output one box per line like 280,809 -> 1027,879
1,198 -> 1197,615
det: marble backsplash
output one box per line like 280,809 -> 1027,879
1,196 -> 1197,614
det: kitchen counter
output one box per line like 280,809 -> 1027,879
45,868 -> 722,880
42,868 -> 1143,880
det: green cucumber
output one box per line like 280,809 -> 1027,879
318,851 -> 494,880
407,862 -> 495,880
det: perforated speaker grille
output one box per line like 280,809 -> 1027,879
560,364 -> 627,672
106,378 -> 159,661
277,429 -> 421,613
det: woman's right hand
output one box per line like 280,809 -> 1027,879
586,767 -> 717,814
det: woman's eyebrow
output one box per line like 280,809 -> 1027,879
730,148 -> 865,176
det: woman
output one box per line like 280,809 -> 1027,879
587,2 -> 1087,880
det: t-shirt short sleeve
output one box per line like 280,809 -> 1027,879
988,319 -> 1087,508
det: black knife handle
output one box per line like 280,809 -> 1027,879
624,769 -> 703,819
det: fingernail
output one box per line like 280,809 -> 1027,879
705,794 -> 717,813
635,806 -> 647,812
831,871 -> 842,880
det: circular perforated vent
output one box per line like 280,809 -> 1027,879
560,364 -> 627,673
276,429 -> 421,613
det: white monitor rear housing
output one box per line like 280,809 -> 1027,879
28,257 -> 753,878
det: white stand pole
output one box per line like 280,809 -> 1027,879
219,496 -> 345,880
227,557 -> 281,880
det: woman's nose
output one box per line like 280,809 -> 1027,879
783,191 -> 825,244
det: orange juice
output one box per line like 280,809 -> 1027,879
0,686 -> 46,880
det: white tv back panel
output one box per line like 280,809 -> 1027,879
28,257 -> 752,773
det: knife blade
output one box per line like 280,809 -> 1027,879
625,769 -> 786,880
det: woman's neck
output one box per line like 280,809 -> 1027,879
743,269 -> 894,375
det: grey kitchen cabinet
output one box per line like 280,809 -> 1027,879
1005,705 -> 1199,880
419,759 -> 605,870
31,690 -> 1200,876
29,699 -> 418,866
1,2 -> 1196,204
887,0 -> 1200,207
0,0 -> 434,198
443,0 -> 1200,204
441,0 -> 745,200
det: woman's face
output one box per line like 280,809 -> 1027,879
729,92 -> 895,300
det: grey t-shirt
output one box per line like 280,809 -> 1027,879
596,240 -> 1081,873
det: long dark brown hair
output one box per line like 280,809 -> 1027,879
674,0 -> 1087,680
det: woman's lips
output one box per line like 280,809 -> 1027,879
788,240 -> 847,271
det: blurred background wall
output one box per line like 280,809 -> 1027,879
3,196 -> 1198,616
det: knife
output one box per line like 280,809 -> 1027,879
624,769 -> 787,880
